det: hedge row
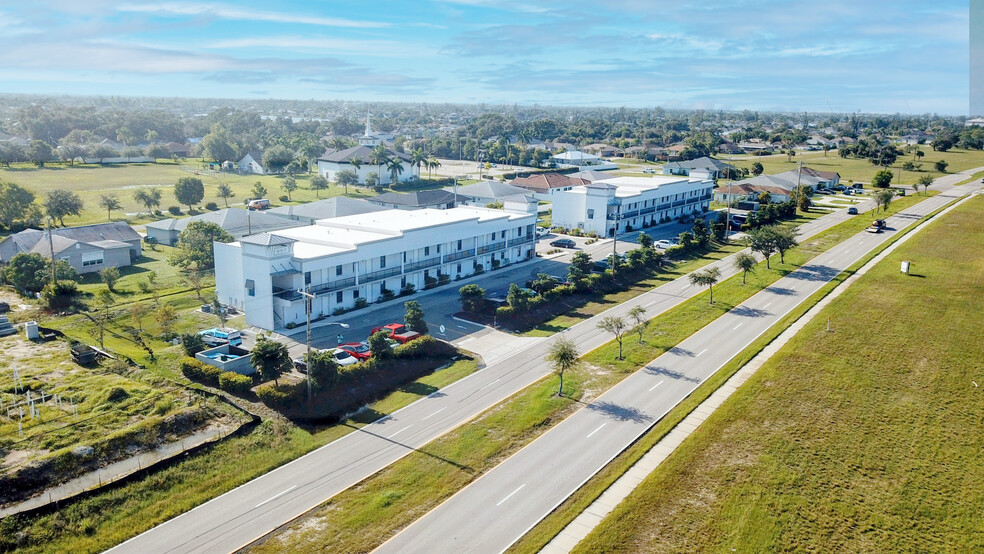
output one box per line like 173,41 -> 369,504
181,357 -> 254,395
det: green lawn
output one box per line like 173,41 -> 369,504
570,195 -> 984,552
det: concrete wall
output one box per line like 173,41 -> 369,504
196,345 -> 254,375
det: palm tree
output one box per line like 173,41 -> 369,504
250,337 -> 291,386
349,156 -> 363,182
427,157 -> 441,179
387,158 -> 404,185
734,251 -> 757,284
689,266 -> 721,304
411,148 -> 427,178
369,146 -> 390,184
546,336 -> 581,396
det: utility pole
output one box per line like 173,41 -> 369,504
46,217 -> 56,286
298,287 -> 315,402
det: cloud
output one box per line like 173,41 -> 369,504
116,2 -> 391,28
206,36 -> 432,58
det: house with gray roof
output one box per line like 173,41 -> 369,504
144,208 -> 302,246
662,156 -> 735,179
238,151 -> 266,174
315,113 -> 418,186
0,222 -> 142,274
267,197 -> 386,224
367,190 -> 456,210
447,181 -> 531,206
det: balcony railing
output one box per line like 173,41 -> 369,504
672,200 -> 687,208
273,287 -> 302,301
444,248 -> 475,263
622,210 -> 640,218
477,241 -> 506,254
306,277 -> 356,295
657,203 -> 671,211
640,207 -> 656,215
508,236 -> 532,247
360,266 -> 401,283
405,257 -> 442,272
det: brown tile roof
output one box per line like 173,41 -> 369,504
510,173 -> 590,193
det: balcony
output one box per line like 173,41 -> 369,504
306,277 -> 356,295
640,207 -> 656,215
622,210 -> 640,218
360,266 -> 401,283
672,200 -> 687,208
657,203 -> 671,211
444,248 -> 475,263
273,287 -> 302,301
405,257 -> 442,272
508,236 -> 532,247
477,242 -> 506,254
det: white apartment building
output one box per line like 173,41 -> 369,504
550,175 -> 714,237
215,207 -> 537,331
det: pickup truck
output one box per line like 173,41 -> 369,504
370,323 -> 421,344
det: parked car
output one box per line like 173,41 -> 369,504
643,168 -> 656,174
895,188 -> 906,196
550,238 -> 576,248
294,348 -> 358,372
592,260 -> 610,272
370,323 -> 421,344
847,207 -> 858,215
536,227 -> 550,237
246,198 -> 270,210
198,327 -> 242,347
654,239 -> 677,250
842,189 -> 853,195
338,342 -> 372,361
832,184 -> 847,191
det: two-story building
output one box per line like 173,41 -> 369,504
550,176 -> 714,237
214,206 -> 537,331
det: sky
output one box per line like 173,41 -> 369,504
0,0 -> 971,114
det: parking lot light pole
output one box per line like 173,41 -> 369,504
297,287 -> 349,402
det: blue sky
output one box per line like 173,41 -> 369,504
0,0 -> 971,114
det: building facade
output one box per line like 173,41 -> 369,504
0,222 -> 142,274
215,207 -> 537,331
550,176 -> 714,237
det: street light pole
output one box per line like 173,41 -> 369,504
297,286 -> 349,403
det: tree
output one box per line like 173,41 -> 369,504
184,270 -> 206,301
747,226 -> 778,269
637,232 -> 653,249
3,252 -> 48,292
758,191 -> 772,205
201,125 -> 236,163
171,220 -> 234,270
934,160 -> 949,173
216,183 -> 234,207
263,145 -> 294,173
154,303 -> 177,335
386,158 -> 405,185
597,315 -> 628,359
627,305 -> 648,344
99,194 -> 121,221
369,145 -> 390,180
45,189 -> 83,226
100,267 -> 120,292
367,331 -> 393,360
27,140 -> 54,167
174,176 -> 205,211
506,283 -> 533,313
797,190 -> 812,212
734,251 -> 757,284
427,157 -> 441,179
689,266 -> 721,304
691,218 -> 709,247
93,290 -> 115,348
546,336 -> 580,396
146,143 -> 172,160
871,169 -> 893,188
181,333 -> 206,356
336,169 -> 358,193
250,337 -> 291,386
931,137 -> 952,152
310,175 -> 328,197
772,225 -> 798,264
365,171 -> 380,189
459,284 -> 486,313
349,156 -> 363,176
916,173 -> 933,194
251,181 -> 268,199
41,279 -> 83,312
308,350 -> 340,391
411,148 -> 427,177
404,300 -> 428,333
280,175 -> 298,200
130,302 -> 150,332
875,189 -> 894,213
133,188 -> 162,212
0,180 -> 37,230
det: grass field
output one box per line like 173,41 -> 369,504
570,195 -> 984,552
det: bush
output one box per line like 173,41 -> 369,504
204,202 -> 218,211
400,283 -> 416,296
180,357 -> 223,387
256,382 -> 302,408
219,372 -> 253,395
40,280 -> 82,311
354,298 -> 368,310
167,206 -> 182,215
181,333 -> 206,356
278,195 -> 290,202
394,336 -> 456,359
664,245 -> 686,259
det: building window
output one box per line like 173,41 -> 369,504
380,256 -> 386,269
500,230 -> 506,239
517,226 -> 522,235
353,289 -> 359,299
587,209 -> 594,220
403,252 -> 407,263
336,265 -> 342,276
336,291 -> 343,303
424,246 -> 430,256
81,252 -> 104,267
437,244 -> 441,253
304,271 -> 311,285
457,263 -> 461,273
246,279 -> 255,297
457,239 -> 462,250
401,276 -> 406,288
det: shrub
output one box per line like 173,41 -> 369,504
40,280 -> 82,311
473,263 -> 484,274
664,245 -> 685,259
491,259 -> 501,270
394,336 -> 456,359
285,322 -> 297,330
180,357 -> 222,386
167,206 -> 182,215
423,275 -> 438,289
278,195 -> 290,202
354,298 -> 368,310
181,333 -> 206,356
569,228 -> 584,237
256,382 -> 302,408
400,283 -> 416,296
204,202 -> 218,211
219,372 -> 253,395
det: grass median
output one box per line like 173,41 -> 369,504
567,194 -> 984,553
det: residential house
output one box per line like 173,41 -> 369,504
267,197 -> 386,225
144,208 -> 302,246
510,172 -> 592,201
662,156 -> 735,179
445,181 -> 531,206
367,190 -> 457,210
0,222 -> 142,275
316,113 -> 418,185
238,151 -> 266,174
550,150 -> 618,170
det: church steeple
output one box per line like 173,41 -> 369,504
359,109 -> 381,147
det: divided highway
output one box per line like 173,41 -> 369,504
111,170 -> 979,553
375,182 -> 980,553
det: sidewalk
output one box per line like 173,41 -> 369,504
540,184 -> 978,553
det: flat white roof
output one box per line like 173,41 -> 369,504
566,175 -> 708,198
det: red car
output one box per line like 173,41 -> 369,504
338,342 -> 372,361
369,323 -> 421,344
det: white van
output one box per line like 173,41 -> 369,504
247,198 -> 270,210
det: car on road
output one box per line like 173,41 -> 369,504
198,327 -> 242,347
550,238 -> 576,248
654,239 -> 678,250
338,342 -> 372,361
865,224 -> 882,233
847,207 -> 858,215
872,219 -> 887,229
370,323 -> 421,344
643,168 -> 656,174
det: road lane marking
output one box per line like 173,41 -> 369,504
496,484 -> 526,506
477,378 -> 501,391
255,485 -> 297,508
586,423 -> 606,438
388,425 -> 412,439
733,322 -> 743,330
697,348 -> 707,357
648,380 -> 665,392
763,302 -> 772,309
422,407 -> 446,420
